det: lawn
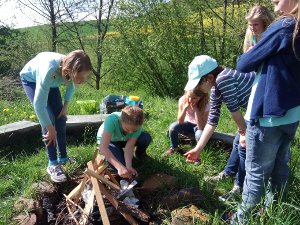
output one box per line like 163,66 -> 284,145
0,82 -> 300,224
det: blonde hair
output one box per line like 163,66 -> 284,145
62,50 -> 92,80
245,5 -> 274,29
121,106 -> 144,126
292,1 -> 300,59
184,88 -> 209,113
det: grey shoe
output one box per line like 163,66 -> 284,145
204,171 -> 229,182
47,165 -> 67,183
218,184 -> 241,202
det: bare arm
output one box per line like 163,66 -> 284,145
231,110 -> 247,147
184,124 -> 216,162
124,137 -> 138,177
177,100 -> 189,124
99,130 -> 131,178
243,28 -> 253,53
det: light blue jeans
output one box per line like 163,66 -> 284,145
237,121 -> 299,222
168,121 -> 202,148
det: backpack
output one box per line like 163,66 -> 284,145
99,95 -> 127,114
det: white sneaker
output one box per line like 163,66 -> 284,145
47,165 -> 67,183
219,184 -> 241,202
204,171 -> 229,182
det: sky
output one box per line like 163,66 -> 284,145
0,1 -> 44,28
0,0 -> 172,29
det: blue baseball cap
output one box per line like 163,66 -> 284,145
184,55 -> 218,91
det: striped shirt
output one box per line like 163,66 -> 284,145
208,68 -> 256,126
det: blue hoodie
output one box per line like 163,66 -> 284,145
237,17 -> 300,123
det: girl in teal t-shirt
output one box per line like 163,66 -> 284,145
97,106 -> 152,180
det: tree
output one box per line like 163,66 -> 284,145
58,0 -> 116,90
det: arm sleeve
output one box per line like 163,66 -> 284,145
207,87 -> 223,126
131,128 -> 142,139
103,114 -> 118,134
237,19 -> 283,72
217,75 -> 240,113
64,81 -> 75,102
33,63 -> 57,128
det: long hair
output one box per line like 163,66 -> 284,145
292,1 -> 300,60
62,50 -> 92,80
245,5 -> 274,29
184,88 -> 209,113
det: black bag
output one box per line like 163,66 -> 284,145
99,95 -> 127,114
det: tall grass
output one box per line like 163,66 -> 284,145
0,83 -> 300,224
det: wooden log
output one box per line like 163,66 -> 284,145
68,175 -> 89,201
85,168 -> 120,191
87,161 -> 110,225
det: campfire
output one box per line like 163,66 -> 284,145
63,149 -> 150,225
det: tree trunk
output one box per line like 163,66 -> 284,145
49,0 -> 57,52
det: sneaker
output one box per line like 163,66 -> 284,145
218,184 -> 241,202
204,170 -> 229,182
47,165 -> 67,183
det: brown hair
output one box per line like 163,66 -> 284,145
121,106 -> 144,126
184,88 -> 209,113
245,5 -> 274,29
61,50 -> 92,80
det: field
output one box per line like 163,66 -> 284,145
0,82 -> 300,224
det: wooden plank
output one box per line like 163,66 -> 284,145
67,114 -> 108,128
87,161 -> 110,225
90,171 -> 138,225
85,168 -> 120,191
68,175 -> 89,201
0,120 -> 39,133
105,169 -> 120,187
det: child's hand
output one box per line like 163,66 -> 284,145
239,134 -> 246,148
58,106 -> 68,119
184,148 -> 200,163
127,167 -> 138,178
43,125 -> 57,147
117,166 -> 132,179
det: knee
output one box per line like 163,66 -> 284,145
195,129 -> 203,142
138,132 -> 152,146
168,122 -> 179,134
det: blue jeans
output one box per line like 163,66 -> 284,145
168,121 -> 202,148
22,79 -> 67,165
108,131 -> 152,168
237,121 -> 299,222
224,133 -> 246,188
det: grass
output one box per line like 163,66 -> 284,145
0,83 -> 300,224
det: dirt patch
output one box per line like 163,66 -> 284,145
13,173 -> 208,225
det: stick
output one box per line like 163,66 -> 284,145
87,161 -> 110,225
85,168 -> 120,190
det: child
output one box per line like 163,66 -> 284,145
243,5 -> 274,53
183,55 -> 255,195
234,0 -> 300,223
164,88 -> 209,155
205,5 -> 274,202
97,106 -> 152,180
20,50 -> 92,183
